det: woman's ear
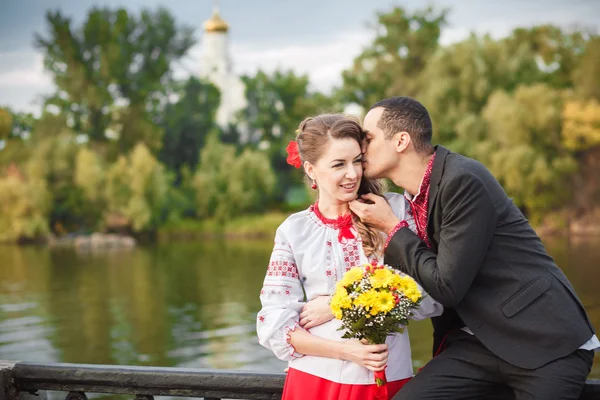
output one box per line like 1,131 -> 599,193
303,161 -> 315,180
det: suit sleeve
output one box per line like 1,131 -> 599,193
384,173 -> 497,307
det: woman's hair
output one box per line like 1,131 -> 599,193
295,114 -> 386,257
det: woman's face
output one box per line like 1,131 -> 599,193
304,137 -> 363,207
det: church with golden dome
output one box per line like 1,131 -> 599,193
199,3 -> 247,133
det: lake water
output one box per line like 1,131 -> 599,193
0,237 -> 598,399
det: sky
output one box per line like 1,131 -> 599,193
1,0 -> 599,114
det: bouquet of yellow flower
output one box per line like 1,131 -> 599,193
330,262 -> 423,387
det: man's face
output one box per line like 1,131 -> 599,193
362,107 -> 398,179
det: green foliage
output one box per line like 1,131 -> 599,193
35,6 -> 194,155
104,143 -> 171,232
192,134 -> 276,223
0,173 -> 51,242
507,25 -> 589,89
478,84 -> 577,221
157,211 -> 288,241
418,34 -> 542,144
240,69 -> 333,202
2,4 -> 598,240
562,99 -> 600,152
25,120 -> 91,233
339,7 -> 599,221
6,109 -> 36,141
572,36 -> 600,101
159,77 -> 220,179
73,147 -> 106,229
0,108 -> 12,140
339,6 -> 448,110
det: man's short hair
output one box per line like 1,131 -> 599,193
371,97 -> 433,153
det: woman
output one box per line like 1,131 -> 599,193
256,114 -> 442,399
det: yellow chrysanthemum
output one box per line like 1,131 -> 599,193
398,276 -> 418,291
405,288 -> 421,303
341,267 -> 365,287
333,308 -> 343,319
330,296 -> 343,319
354,289 -> 380,312
376,291 -> 396,314
369,268 -> 394,288
387,274 -> 403,289
335,290 -> 353,309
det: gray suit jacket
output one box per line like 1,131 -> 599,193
384,145 -> 595,369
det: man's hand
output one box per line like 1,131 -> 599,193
300,295 -> 335,329
349,193 -> 400,234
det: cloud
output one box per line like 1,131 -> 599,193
3,0 -> 599,114
0,52 -> 52,87
172,29 -> 374,94
0,51 -> 53,112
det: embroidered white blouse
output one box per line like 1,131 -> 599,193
256,192 -> 444,384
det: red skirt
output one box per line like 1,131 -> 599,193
282,368 -> 410,400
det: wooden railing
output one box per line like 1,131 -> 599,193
1,361 -> 599,399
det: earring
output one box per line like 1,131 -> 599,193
311,180 -> 317,190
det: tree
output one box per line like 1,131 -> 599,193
228,148 -> 276,215
74,147 -> 106,228
417,34 -> 541,145
507,25 -> 590,89
192,134 -> 276,223
159,77 -> 220,180
0,108 -> 37,168
25,116 -> 90,233
478,84 -> 577,221
561,99 -> 600,212
6,109 -> 36,141
0,108 -> 12,140
0,172 -> 51,243
240,69 -> 333,203
241,70 -> 318,145
572,36 -> 600,101
562,99 -> 600,152
104,143 -> 171,232
338,6 -> 448,110
192,134 -> 237,221
35,7 -> 195,155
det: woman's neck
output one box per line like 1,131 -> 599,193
317,197 -> 350,219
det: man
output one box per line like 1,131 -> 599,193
348,96 -> 598,399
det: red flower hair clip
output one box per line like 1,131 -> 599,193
286,140 -> 302,168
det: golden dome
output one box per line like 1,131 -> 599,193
204,9 -> 229,33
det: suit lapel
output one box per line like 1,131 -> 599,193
427,145 -> 450,232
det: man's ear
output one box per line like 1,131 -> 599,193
395,132 -> 411,153
303,161 -> 315,180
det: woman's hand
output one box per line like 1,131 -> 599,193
341,339 -> 388,372
300,295 -> 335,329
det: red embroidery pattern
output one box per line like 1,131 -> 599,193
310,203 -> 356,243
261,283 -> 293,297
267,260 -> 299,279
325,239 -> 337,281
258,315 -> 265,323
273,239 -> 293,255
407,152 -> 436,248
341,241 -> 361,271
385,220 -> 410,250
